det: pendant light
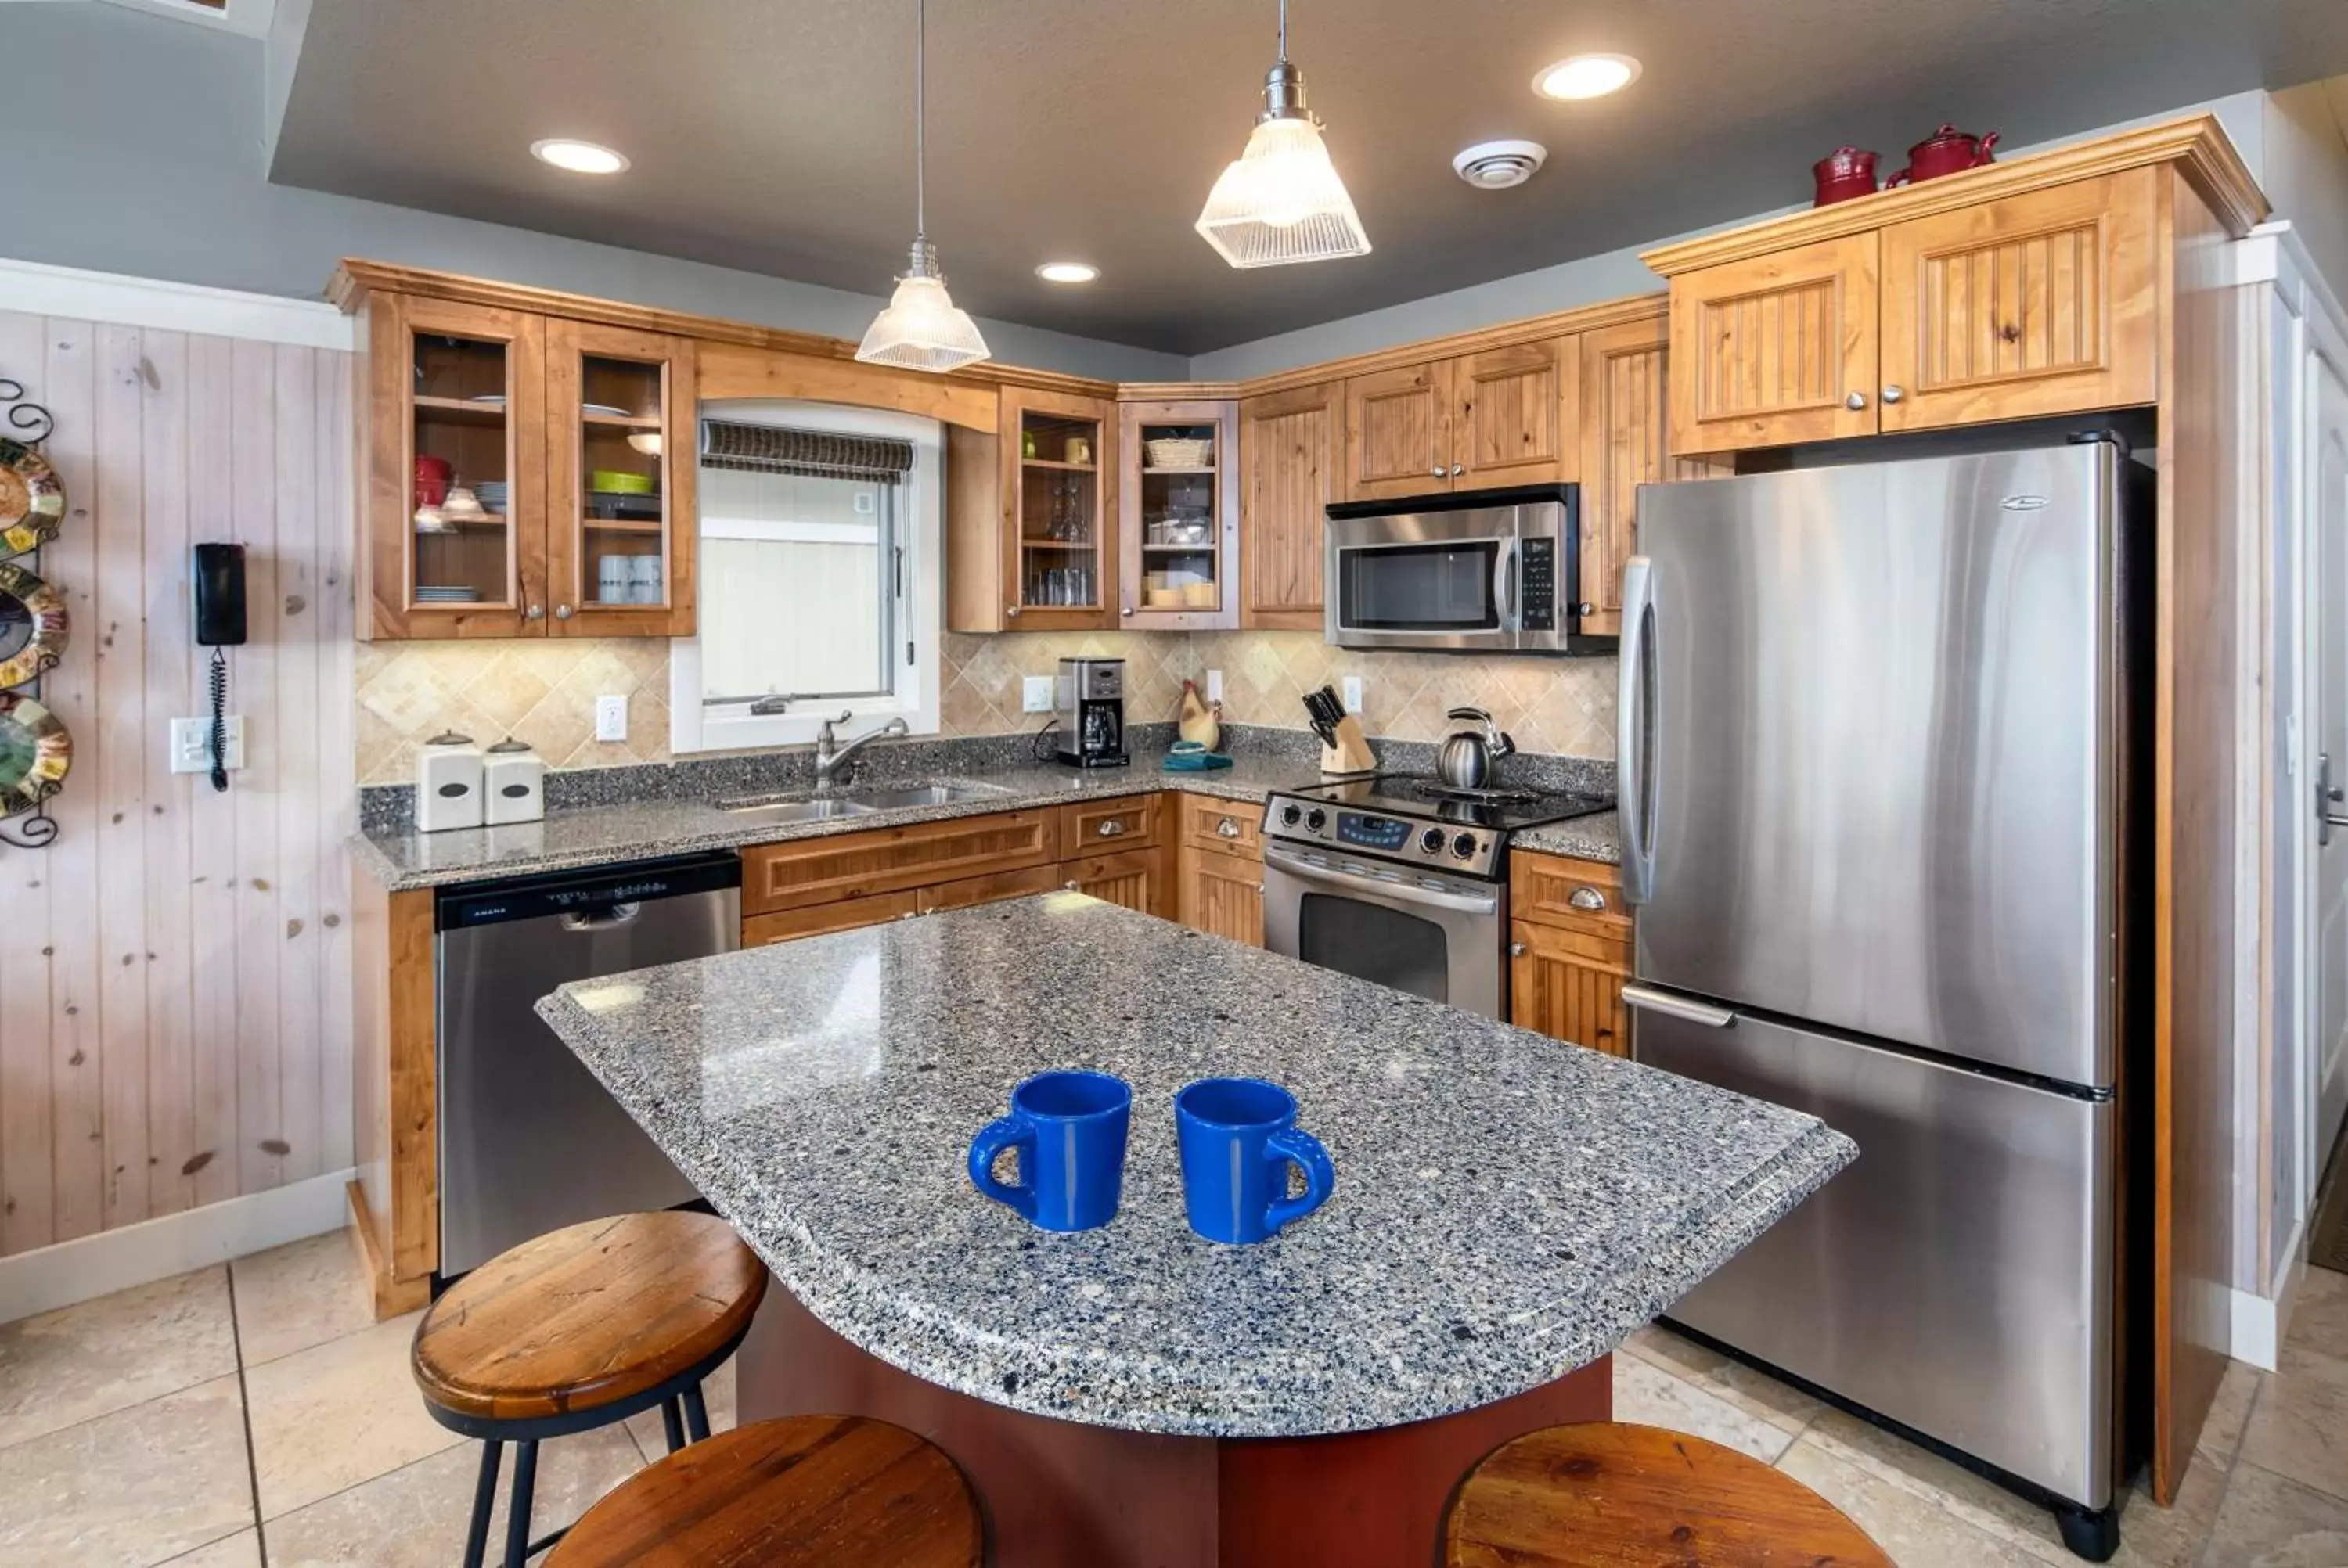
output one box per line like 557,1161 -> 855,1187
857,0 -> 991,373
1194,0 -> 1370,268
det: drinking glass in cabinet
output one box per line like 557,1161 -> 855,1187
410,333 -> 517,609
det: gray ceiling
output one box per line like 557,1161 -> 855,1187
270,0 -> 2348,357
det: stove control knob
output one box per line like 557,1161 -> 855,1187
1280,804 -> 1302,827
1305,808 -> 1328,832
1452,832 -> 1481,860
1420,828 -> 1447,854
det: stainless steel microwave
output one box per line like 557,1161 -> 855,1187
1323,484 -> 1606,653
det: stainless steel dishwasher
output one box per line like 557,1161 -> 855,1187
434,851 -> 740,1278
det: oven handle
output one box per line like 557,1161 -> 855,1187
1263,844 -> 1503,919
1618,554 -> 1655,906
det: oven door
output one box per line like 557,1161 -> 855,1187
1262,844 -> 1505,1016
1326,505 -> 1519,651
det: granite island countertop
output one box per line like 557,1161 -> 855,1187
352,750 -> 1622,891
536,895 -> 1851,1439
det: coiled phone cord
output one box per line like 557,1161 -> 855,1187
208,646 -> 229,793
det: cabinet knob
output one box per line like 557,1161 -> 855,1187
1121,603 -> 1133,617
526,603 -> 544,621
1568,886 -> 1608,912
1449,463 -> 1464,477
1844,392 -> 1868,411
555,604 -> 573,620
1882,384 -> 1906,405
1576,602 -> 1594,617
1216,818 -> 1241,838
1064,879 -> 1082,891
1431,466 -> 1446,478
1509,941 -> 1527,958
1256,883 -> 1267,895
1098,819 -> 1123,837
1006,605 -> 1021,618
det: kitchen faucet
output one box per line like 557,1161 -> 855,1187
813,711 -> 909,792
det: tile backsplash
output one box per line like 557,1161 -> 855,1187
356,631 -> 1616,786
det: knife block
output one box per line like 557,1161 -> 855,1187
1319,714 -> 1378,778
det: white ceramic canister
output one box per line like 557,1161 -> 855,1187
482,738 -> 546,825
415,732 -> 485,832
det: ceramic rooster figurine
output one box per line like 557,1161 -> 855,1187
1177,678 -> 1221,750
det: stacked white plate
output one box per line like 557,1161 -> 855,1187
416,585 -> 483,603
475,481 -> 510,511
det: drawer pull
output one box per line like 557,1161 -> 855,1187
1064,879 -> 1082,891
1216,818 -> 1241,839
1568,886 -> 1608,912
1098,819 -> 1125,837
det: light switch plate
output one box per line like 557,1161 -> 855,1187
595,694 -> 628,743
1205,668 -> 1223,704
1341,675 -> 1363,714
1021,675 -> 1055,714
168,716 -> 244,775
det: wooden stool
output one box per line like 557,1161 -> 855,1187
546,1415 -> 982,1567
1444,1421 -> 1892,1567
411,1212 -> 767,1568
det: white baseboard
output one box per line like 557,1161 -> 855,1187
0,257 -> 356,351
2229,1285 -> 2281,1372
0,1167 -> 356,1325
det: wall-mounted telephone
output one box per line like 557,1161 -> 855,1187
191,544 -> 246,793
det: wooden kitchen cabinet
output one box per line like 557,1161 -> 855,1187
1876,167 -> 2159,432
1180,847 -> 1265,946
1667,232 -> 1882,455
1178,793 -> 1262,857
1060,795 -> 1160,856
946,386 -> 1118,632
919,863 -> 1064,914
744,891 -> 920,946
1451,338 -> 1578,488
1344,361 -> 1453,499
1119,400 -> 1239,630
1508,851 -> 1633,1058
1060,847 -> 1171,917
1237,381 -> 1342,631
740,809 -> 1061,915
544,319 -> 698,636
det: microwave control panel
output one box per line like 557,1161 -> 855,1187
1519,537 -> 1557,631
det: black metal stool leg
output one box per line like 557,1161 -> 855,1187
502,1439 -> 539,1568
682,1382 -> 711,1443
463,1440 -> 504,1568
661,1397 -> 686,1454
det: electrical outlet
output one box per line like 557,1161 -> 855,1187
1021,675 -> 1055,714
1205,668 -> 1223,704
168,716 -> 244,775
595,694 -> 628,743
1341,675 -> 1363,714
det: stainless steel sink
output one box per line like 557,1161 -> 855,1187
711,793 -> 875,821
846,780 -> 1014,811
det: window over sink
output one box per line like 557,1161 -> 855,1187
669,402 -> 942,753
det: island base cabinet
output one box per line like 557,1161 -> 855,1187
737,1283 -> 1612,1568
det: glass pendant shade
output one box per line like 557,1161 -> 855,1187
1196,59 -> 1370,268
856,246 -> 992,373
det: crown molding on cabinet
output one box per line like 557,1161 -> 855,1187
1640,113 -> 2265,278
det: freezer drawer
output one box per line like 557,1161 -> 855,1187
1633,993 -> 2117,1509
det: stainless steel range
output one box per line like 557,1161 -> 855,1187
1260,775 -> 1612,1018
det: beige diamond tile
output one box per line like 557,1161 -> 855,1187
625,687 -> 672,764
0,1374 -> 254,1567
2200,1459 -> 2348,1566
0,1266 -> 236,1451
245,1311 -> 456,1520
356,651 -> 459,735
230,1231 -> 374,1369
2242,1339 -> 2348,1501
459,651 -> 553,732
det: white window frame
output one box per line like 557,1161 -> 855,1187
669,401 -> 942,754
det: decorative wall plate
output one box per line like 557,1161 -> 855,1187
0,561 -> 67,689
0,691 -> 70,815
0,438 -> 66,560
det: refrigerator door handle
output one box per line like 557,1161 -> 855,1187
1622,983 -> 1736,1027
1618,555 -> 1656,904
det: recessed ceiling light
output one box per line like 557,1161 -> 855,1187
1532,53 -> 1641,101
1036,262 -> 1100,285
530,138 -> 629,174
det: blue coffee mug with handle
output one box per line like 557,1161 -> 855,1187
967,1070 -> 1133,1232
1174,1077 -> 1336,1244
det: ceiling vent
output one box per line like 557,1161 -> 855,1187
1453,140 -> 1548,190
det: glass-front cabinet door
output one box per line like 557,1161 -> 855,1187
999,387 -> 1115,631
546,322 -> 697,638
1119,399 -> 1240,630
369,296 -> 544,638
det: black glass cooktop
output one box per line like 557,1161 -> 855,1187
1288,773 -> 1614,831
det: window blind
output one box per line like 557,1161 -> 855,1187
700,421 -> 915,484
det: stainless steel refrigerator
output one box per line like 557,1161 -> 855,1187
1618,439 -> 2147,1561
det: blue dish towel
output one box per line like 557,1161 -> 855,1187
1161,742 -> 1234,772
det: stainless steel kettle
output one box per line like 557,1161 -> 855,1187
1437,707 -> 1515,789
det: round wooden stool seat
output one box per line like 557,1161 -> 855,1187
412,1212 -> 766,1424
546,1415 -> 982,1568
1445,1421 -> 1892,1567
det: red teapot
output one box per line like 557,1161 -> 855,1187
1887,124 -> 1999,186
1812,146 -> 1880,207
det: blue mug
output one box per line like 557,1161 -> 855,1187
1174,1077 -> 1336,1244
967,1070 -> 1133,1232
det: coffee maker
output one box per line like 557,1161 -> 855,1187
1055,657 -> 1129,768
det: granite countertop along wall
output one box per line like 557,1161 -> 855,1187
352,725 -> 1620,891
537,897 -> 1852,1437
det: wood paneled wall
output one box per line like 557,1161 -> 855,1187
0,309 -> 355,1257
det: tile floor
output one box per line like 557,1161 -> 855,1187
3,1228 -> 2343,1566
